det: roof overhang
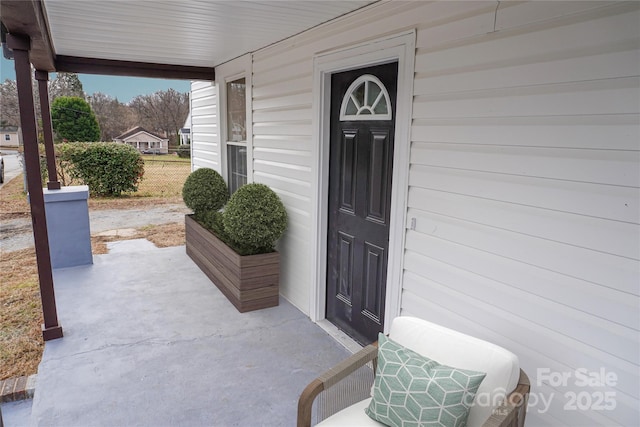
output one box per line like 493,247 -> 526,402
1,0 -> 56,71
1,0 -> 377,81
55,55 -> 214,80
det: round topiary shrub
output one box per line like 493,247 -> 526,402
223,183 -> 287,255
182,168 -> 229,217
200,210 -> 229,242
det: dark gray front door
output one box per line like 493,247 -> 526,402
326,62 -> 397,345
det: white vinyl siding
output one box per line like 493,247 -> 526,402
190,81 -> 219,172
404,3 -> 639,427
250,0 -> 504,315
252,53 -> 314,308
197,2 -> 639,425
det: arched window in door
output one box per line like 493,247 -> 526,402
339,74 -> 392,121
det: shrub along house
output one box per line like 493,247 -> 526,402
2,1 -> 638,426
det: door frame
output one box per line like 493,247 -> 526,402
310,31 -> 416,334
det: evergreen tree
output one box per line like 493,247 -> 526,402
51,96 -> 101,142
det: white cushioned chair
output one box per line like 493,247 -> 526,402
298,317 -> 529,427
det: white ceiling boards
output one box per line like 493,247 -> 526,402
42,0 -> 375,68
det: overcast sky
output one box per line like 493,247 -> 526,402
1,55 -> 191,103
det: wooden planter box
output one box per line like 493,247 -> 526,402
185,214 -> 279,312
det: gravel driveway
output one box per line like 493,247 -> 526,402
0,204 -> 190,252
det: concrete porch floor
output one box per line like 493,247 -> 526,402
13,240 -> 352,426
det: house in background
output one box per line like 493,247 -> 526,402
0,126 -> 21,147
113,126 -> 169,154
179,112 -> 191,145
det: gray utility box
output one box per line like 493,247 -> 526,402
42,185 -> 93,269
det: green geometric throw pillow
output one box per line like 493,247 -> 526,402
365,333 -> 486,427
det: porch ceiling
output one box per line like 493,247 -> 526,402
1,0 -> 376,79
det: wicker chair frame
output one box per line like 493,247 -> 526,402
297,343 -> 530,427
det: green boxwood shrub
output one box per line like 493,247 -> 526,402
182,171 -> 287,256
55,142 -> 85,186
177,144 -> 191,158
39,142 -> 83,186
182,168 -> 229,218
200,210 -> 230,242
223,183 -> 287,255
64,142 -> 144,196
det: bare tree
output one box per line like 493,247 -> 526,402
88,92 -> 137,141
129,88 -> 189,146
0,71 -> 84,130
49,72 -> 85,101
1,72 -> 41,129
0,79 -> 20,127
1,71 -> 83,128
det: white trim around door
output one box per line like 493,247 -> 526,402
310,30 -> 416,334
